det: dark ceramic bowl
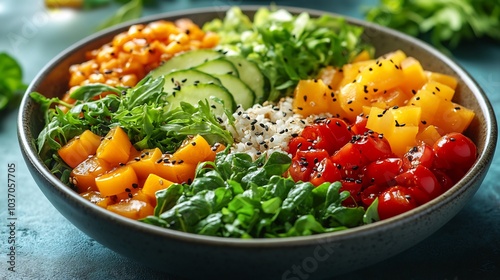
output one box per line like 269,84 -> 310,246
18,6 -> 497,280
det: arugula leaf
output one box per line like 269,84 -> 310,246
0,53 -> 27,111
203,7 -> 373,101
69,84 -> 122,101
365,0 -> 500,52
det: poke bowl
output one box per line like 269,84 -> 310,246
17,5 -> 497,280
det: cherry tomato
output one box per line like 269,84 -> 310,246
301,123 -> 341,155
288,136 -> 312,157
352,133 -> 393,162
339,179 -> 363,207
331,142 -> 369,179
350,115 -> 369,135
363,158 -> 403,188
289,149 -> 330,182
433,132 -> 477,180
324,118 -> 352,152
432,169 -> 455,192
310,158 -> 342,187
360,184 -> 386,208
378,186 -> 418,220
395,165 -> 442,205
402,143 -> 435,171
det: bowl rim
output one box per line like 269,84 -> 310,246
18,5 -> 498,248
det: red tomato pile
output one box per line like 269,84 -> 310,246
287,116 -> 477,220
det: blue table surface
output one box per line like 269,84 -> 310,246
1,0 -> 499,279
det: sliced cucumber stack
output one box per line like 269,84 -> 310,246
150,49 -> 266,113
164,83 -> 235,116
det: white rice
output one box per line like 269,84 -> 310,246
221,97 -> 331,159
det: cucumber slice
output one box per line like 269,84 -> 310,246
195,58 -> 239,77
150,49 -> 223,77
162,69 -> 221,95
225,56 -> 266,103
165,83 -> 235,115
215,74 -> 255,109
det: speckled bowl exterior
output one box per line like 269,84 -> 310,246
17,6 -> 497,280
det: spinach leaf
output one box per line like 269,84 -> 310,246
143,151 -> 370,238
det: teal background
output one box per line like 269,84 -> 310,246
1,0 -> 499,279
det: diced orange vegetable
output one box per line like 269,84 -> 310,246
385,126 -> 419,156
433,102 -> 475,134
370,87 -> 411,109
95,165 -> 139,197
408,89 -> 442,126
421,80 -> 455,102
171,135 -> 212,164
205,143 -> 226,162
142,173 -> 174,202
399,57 -> 427,96
338,60 -> 374,89
417,125 -> 442,146
155,154 -> 197,184
355,53 -> 406,95
58,130 -> 101,168
293,79 -> 345,118
351,49 -> 372,63
80,191 -> 113,208
425,71 -> 458,90
71,156 -> 112,193
115,185 -> 140,201
366,106 -> 421,156
96,126 -> 132,166
318,66 -> 344,90
106,199 -> 154,220
127,147 -> 163,179
338,83 -> 370,122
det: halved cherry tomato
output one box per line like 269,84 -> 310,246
363,158 -> 403,188
310,158 -> 342,186
289,149 -> 329,182
378,186 -> 417,220
351,133 -> 393,162
360,184 -> 386,208
288,136 -> 312,157
301,124 -> 337,155
395,165 -> 442,205
324,118 -> 352,153
402,143 -> 434,170
350,115 -> 369,135
331,142 -> 369,179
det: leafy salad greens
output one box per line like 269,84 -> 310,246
203,7 -> 373,101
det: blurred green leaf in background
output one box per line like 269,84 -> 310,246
0,53 -> 27,111
365,0 -> 500,52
